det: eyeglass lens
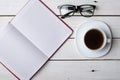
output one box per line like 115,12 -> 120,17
59,5 -> 76,16
80,5 -> 95,17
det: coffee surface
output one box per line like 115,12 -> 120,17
84,29 -> 104,50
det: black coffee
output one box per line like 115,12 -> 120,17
84,29 -> 104,50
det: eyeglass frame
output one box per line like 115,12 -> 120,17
57,4 -> 96,19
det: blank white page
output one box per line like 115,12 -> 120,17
11,0 -> 72,57
0,24 -> 48,80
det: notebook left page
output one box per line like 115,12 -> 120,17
0,24 -> 48,80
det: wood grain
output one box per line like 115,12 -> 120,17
0,17 -> 120,38
1,61 -> 120,80
32,61 -> 120,80
0,0 -> 29,15
0,0 -> 120,16
62,17 -> 120,38
51,39 -> 120,60
42,0 -> 120,15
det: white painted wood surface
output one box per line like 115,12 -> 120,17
43,0 -> 120,15
63,17 -> 120,38
33,61 -> 120,80
0,0 -> 120,80
0,0 -> 28,15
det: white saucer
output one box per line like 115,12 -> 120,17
76,20 -> 112,58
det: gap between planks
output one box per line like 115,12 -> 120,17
50,59 -> 120,61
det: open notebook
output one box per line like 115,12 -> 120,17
0,0 -> 73,79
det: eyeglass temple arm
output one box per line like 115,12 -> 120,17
61,11 -> 75,19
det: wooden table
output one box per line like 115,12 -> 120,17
0,0 -> 120,80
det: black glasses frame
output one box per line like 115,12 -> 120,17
57,4 -> 96,19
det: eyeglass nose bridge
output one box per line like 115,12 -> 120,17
76,6 -> 84,12
74,6 -> 81,13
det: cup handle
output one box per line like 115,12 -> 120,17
107,38 -> 111,43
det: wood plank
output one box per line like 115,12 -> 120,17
0,0 -> 29,15
42,0 -> 120,15
1,61 -> 120,80
63,17 -> 120,28
0,0 -> 120,15
51,39 -> 120,59
62,17 -> 120,38
0,17 -> 120,38
71,27 -> 120,39
32,61 -> 120,80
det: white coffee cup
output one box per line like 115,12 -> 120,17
83,27 -> 111,51
76,20 -> 112,57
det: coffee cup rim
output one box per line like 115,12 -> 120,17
83,28 -> 107,51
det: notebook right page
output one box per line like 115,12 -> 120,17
11,0 -> 73,57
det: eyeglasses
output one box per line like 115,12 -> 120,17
57,4 -> 96,19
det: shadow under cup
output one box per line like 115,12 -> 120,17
84,29 -> 105,50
